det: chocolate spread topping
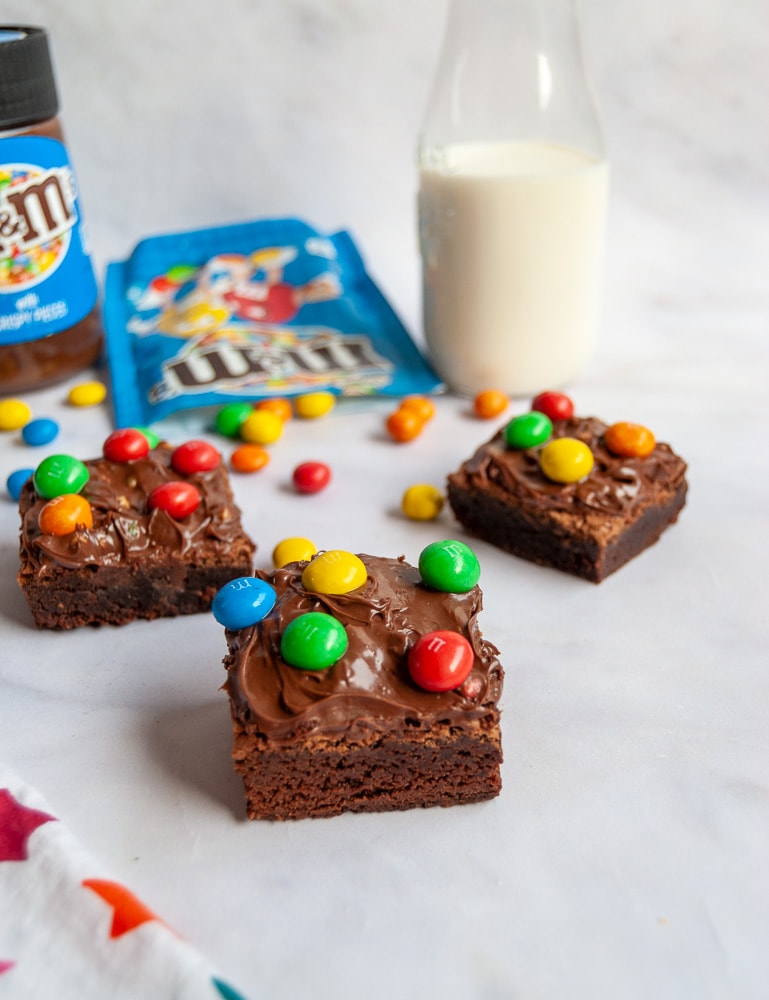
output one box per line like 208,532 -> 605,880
453,416 -> 687,516
19,442 -> 250,571
225,554 -> 504,745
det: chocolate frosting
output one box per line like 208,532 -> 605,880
225,554 -> 504,745
452,416 -> 687,517
19,442 -> 252,571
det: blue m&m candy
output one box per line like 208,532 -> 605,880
22,417 -> 59,447
212,577 -> 277,630
419,539 -> 480,593
6,467 -> 34,501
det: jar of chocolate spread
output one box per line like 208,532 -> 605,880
0,26 -> 102,392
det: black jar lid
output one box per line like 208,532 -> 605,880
0,26 -> 59,131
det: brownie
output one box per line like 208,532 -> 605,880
222,553 -> 504,820
18,442 -> 255,629
447,415 -> 687,583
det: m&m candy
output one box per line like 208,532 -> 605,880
398,396 -> 436,423
147,481 -> 200,518
531,391 -> 575,422
401,484 -> 444,521
256,397 -> 293,423
239,409 -> 283,445
504,412 -> 552,450
6,467 -> 34,502
135,426 -> 160,449
38,494 -> 93,535
280,612 -> 348,671
212,577 -> 277,630
604,421 -> 656,458
272,537 -> 318,568
22,417 -> 59,447
33,454 -> 89,500
171,439 -> 221,475
302,550 -> 367,595
385,407 -> 423,443
215,402 -> 253,438
67,381 -> 107,407
539,438 -> 594,483
418,540 -> 480,593
103,428 -> 150,463
294,391 -> 335,419
408,630 -> 474,693
292,461 -> 331,494
473,389 -> 509,420
230,444 -> 270,474
0,398 -> 32,431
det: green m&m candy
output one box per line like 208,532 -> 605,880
280,612 -> 348,671
214,402 -> 254,439
134,426 -> 160,449
504,411 -> 553,450
33,454 -> 90,500
418,539 -> 480,594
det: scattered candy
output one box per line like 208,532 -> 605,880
67,380 -> 107,407
272,536 -> 318,568
604,421 -> 656,458
531,390 -> 575,422
134,426 -> 160,449
398,396 -> 435,423
473,389 -> 509,420
0,398 -> 32,431
212,576 -> 277,630
256,397 -> 293,422
239,409 -> 284,445
293,391 -> 336,419
418,539 -> 480,593
21,417 -> 59,447
103,428 -> 150,463
292,461 -> 331,494
38,494 -> 93,535
230,444 -> 270,474
280,612 -> 348,671
214,402 -> 253,438
504,411 -> 552,450
408,630 -> 475,693
147,480 -> 200,518
33,454 -> 90,500
6,467 -> 34,502
385,407 -> 424,443
170,439 -> 221,475
302,550 -> 367,595
401,484 -> 444,521
539,437 -> 594,483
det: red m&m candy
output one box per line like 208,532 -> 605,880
103,428 -> 150,463
531,391 -> 575,422
148,481 -> 200,518
170,439 -> 221,475
408,630 -> 475,693
292,461 -> 331,494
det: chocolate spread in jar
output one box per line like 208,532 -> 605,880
0,26 -> 102,392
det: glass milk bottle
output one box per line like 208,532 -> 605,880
418,0 -> 608,397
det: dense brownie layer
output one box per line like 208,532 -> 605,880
223,553 -> 504,820
447,416 -> 688,582
18,442 -> 255,628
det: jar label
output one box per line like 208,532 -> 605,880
0,136 -> 98,345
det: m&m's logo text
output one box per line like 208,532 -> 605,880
0,166 -> 75,288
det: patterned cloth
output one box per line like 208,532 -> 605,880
0,767 -> 248,999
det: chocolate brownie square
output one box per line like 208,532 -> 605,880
18,440 -> 255,628
447,414 -> 687,583
221,552 -> 503,820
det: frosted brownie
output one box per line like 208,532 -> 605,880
18,438 -> 255,628
221,550 -> 503,820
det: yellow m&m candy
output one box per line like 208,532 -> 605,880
67,381 -> 107,407
273,537 -> 318,569
0,398 -> 32,431
401,484 -> 444,521
540,438 -> 594,484
294,391 -> 336,419
301,550 -> 367,595
239,409 -> 284,445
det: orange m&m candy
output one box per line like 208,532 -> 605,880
398,396 -> 435,423
604,421 -> 656,458
256,398 -> 293,423
38,494 -> 93,535
385,407 -> 424,443
473,389 -> 509,420
230,444 -> 270,473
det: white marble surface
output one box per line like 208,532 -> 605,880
1,1 -> 768,997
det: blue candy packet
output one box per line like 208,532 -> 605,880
105,217 -> 441,427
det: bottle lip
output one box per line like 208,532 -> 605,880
0,25 -> 60,132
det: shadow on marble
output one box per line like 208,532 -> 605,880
142,698 -> 247,821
